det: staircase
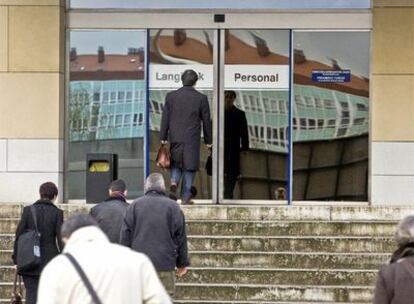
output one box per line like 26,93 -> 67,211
1,204 -> 414,303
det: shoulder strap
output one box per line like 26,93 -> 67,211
64,253 -> 103,304
30,205 -> 39,233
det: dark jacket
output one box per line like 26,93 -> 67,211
224,105 -> 249,176
374,257 -> 414,304
90,195 -> 129,244
160,86 -> 212,170
13,200 -> 64,276
120,188 -> 189,271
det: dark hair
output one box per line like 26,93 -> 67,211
225,90 -> 236,100
181,69 -> 198,86
109,179 -> 126,192
39,182 -> 58,200
61,214 -> 98,239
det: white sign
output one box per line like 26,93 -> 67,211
225,65 -> 289,90
149,64 -> 213,89
149,64 -> 289,90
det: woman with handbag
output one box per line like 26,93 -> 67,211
12,182 -> 64,304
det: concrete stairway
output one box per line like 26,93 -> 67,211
1,204 -> 414,303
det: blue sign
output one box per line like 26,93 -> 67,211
312,70 -> 351,83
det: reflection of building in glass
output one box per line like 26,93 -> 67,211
69,47 -> 146,142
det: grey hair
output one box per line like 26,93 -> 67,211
61,214 -> 98,239
395,215 -> 414,246
144,173 -> 166,192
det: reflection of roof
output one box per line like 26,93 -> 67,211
151,31 -> 368,97
70,54 -> 145,81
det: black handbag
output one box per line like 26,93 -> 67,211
65,253 -> 103,304
16,206 -> 41,273
10,270 -> 22,304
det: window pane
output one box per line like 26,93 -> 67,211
292,31 -> 370,201
67,30 -> 147,200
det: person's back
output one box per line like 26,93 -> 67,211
164,86 -> 208,144
90,179 -> 129,243
37,216 -> 171,304
121,189 -> 188,271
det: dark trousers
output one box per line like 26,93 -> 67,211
22,275 -> 39,304
224,173 -> 238,199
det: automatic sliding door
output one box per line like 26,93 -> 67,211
148,29 -> 214,200
223,30 -> 290,201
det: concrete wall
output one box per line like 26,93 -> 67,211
371,0 -> 414,204
0,0 -> 65,202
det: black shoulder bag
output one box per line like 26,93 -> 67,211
16,206 -> 41,273
64,253 -> 103,304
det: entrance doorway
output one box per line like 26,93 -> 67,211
66,13 -> 371,204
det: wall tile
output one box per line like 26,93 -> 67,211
372,142 -> 414,175
0,172 -> 62,203
372,175 -> 414,205
0,73 -> 63,138
372,75 -> 414,141
0,7 -> 7,71
7,139 -> 63,172
9,6 -> 62,72
373,8 -> 414,74
0,140 -> 6,172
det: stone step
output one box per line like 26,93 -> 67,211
0,250 -> 390,269
3,204 -> 414,221
179,268 -> 377,286
0,218 -> 397,236
0,234 -> 395,253
174,283 -> 374,302
189,251 -> 389,269
0,266 -> 377,286
188,236 -> 395,253
186,220 -> 396,237
174,301 -> 370,304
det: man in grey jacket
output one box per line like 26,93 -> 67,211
90,179 -> 129,243
120,173 -> 189,297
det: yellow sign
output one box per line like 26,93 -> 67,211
89,161 -> 110,172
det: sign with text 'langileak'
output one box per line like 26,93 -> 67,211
150,64 -> 289,90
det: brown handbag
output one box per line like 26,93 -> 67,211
10,270 -> 22,304
156,144 -> 171,169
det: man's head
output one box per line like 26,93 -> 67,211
61,214 -> 99,244
225,90 -> 236,109
396,215 -> 414,246
39,182 -> 58,202
181,69 -> 198,87
144,173 -> 166,192
109,179 -> 127,197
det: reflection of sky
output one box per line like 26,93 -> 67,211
294,32 -> 370,78
71,0 -> 370,9
71,31 -> 146,54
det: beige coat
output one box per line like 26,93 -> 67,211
37,226 -> 172,304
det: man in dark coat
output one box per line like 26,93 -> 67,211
13,182 -> 64,304
90,179 -> 129,244
374,215 -> 414,304
160,69 -> 212,204
224,90 -> 249,199
120,173 -> 189,297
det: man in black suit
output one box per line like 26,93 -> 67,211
224,90 -> 249,199
160,69 -> 212,204
90,179 -> 129,243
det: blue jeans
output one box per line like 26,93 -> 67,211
170,167 -> 196,201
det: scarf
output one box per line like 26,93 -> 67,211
390,242 -> 414,263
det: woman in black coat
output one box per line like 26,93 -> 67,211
12,182 -> 64,304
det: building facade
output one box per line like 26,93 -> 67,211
0,0 -> 412,204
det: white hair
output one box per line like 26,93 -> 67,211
144,173 -> 166,192
395,215 -> 414,246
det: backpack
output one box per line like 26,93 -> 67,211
16,206 -> 41,273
